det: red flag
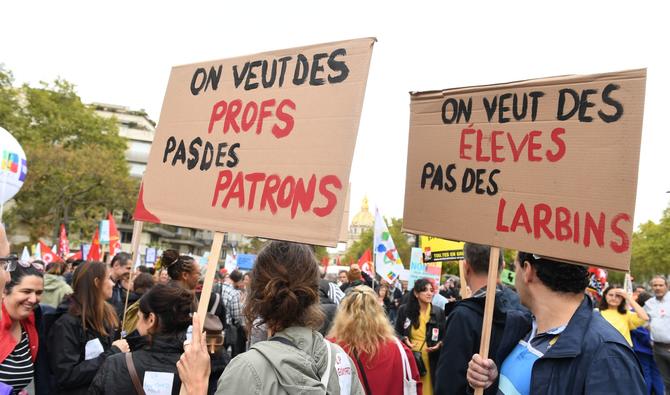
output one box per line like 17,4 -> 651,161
39,240 -> 63,265
58,224 -> 70,257
321,256 -> 329,271
87,229 -> 102,261
358,248 -> 373,276
108,213 -> 122,257
68,251 -> 82,261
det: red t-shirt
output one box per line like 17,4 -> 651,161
332,338 -> 423,395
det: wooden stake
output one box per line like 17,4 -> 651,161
474,247 -> 500,395
196,232 -> 224,317
179,231 -> 224,395
121,220 -> 143,336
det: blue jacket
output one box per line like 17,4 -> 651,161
434,293 -> 531,395
526,296 -> 645,394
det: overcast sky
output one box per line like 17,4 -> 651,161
2,0 -> 669,230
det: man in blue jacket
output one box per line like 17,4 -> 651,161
434,243 -> 530,395
467,252 -> 645,394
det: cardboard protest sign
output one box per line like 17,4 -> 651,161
404,69 -> 646,271
408,247 -> 441,288
419,235 -> 464,262
134,38 -> 376,246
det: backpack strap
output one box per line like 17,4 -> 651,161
352,350 -> 372,395
269,336 -> 298,348
321,337 -> 332,389
125,352 -> 146,395
269,336 -> 332,389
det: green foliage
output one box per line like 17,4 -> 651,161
0,67 -> 136,243
313,245 -> 329,262
343,227 -> 373,265
628,206 -> 670,284
239,237 -> 266,254
343,217 -> 412,269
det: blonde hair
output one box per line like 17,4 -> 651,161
328,286 -> 395,359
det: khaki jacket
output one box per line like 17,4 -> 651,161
216,326 -> 364,395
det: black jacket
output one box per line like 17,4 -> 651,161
318,280 -> 337,336
89,333 -> 185,395
47,312 -> 121,395
433,295 -> 531,395
394,303 -> 446,376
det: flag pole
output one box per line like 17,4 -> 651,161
121,220 -> 143,337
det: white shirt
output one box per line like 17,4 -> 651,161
644,292 -> 670,343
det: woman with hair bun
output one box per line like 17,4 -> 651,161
178,241 -> 365,395
89,284 -> 193,394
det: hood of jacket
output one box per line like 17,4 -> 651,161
44,273 -> 71,292
251,326 -> 331,394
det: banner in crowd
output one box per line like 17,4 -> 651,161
145,247 -> 157,264
58,224 -> 70,257
38,240 -> 62,264
374,208 -> 404,282
99,220 -> 110,244
108,213 -> 122,256
403,69 -> 646,271
236,253 -> 256,271
419,235 -> 464,262
134,38 -> 376,247
408,247 -> 441,288
358,248 -> 373,276
501,268 -> 515,286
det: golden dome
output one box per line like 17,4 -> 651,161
351,196 -> 374,227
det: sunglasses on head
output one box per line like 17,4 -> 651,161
0,255 -> 45,272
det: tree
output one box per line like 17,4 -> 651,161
1,68 -> 136,244
627,205 -> 670,284
343,217 -> 412,269
238,237 -> 328,262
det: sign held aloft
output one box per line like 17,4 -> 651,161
403,69 -> 646,271
135,38 -> 375,246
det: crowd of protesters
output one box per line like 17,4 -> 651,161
1,221 -> 670,394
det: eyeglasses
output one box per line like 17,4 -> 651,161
0,255 -> 44,272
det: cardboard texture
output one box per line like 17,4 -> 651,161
403,69 -> 646,271
135,38 -> 375,247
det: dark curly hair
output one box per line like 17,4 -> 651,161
517,252 -> 588,294
139,284 -> 194,336
160,249 -> 196,281
405,278 -> 433,329
244,241 -> 324,333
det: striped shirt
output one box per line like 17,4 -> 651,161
0,330 -> 34,394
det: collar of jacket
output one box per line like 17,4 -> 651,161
541,296 -> 594,359
145,332 -> 187,353
0,302 -> 38,362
